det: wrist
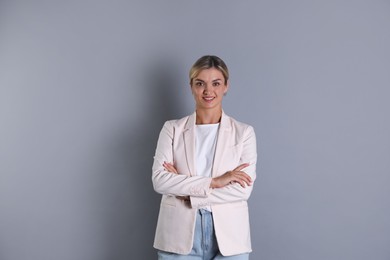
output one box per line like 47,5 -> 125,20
210,178 -> 217,189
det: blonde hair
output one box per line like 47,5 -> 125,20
189,55 -> 229,85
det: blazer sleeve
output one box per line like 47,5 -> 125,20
152,121 -> 212,197
190,125 -> 257,208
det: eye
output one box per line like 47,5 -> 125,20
212,82 -> 220,87
195,82 -> 204,87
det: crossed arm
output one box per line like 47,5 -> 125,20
163,162 -> 252,189
152,121 -> 257,208
162,161 -> 253,207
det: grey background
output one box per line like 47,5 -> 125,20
1,1 -> 389,260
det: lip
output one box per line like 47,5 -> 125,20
202,96 -> 215,103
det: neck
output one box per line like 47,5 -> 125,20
195,108 -> 222,124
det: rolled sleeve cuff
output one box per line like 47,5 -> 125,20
189,178 -> 212,207
189,178 -> 212,208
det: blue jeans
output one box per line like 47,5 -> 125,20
157,209 -> 249,260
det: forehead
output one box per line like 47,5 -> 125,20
194,68 -> 224,81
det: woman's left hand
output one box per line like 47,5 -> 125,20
163,161 -> 178,174
163,162 -> 190,202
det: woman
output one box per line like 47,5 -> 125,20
152,55 -> 257,259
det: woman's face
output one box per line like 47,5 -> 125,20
191,68 -> 228,111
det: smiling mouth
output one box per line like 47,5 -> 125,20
203,97 -> 215,102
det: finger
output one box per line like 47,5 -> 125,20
237,179 -> 246,188
235,170 -> 251,181
163,162 -> 176,173
166,166 -> 177,174
163,163 -> 173,169
233,163 -> 250,172
236,177 -> 249,187
163,161 -> 174,168
163,161 -> 173,167
239,172 -> 252,184
239,174 -> 252,186
230,171 -> 251,184
230,180 -> 245,188
229,175 -> 246,188
163,162 -> 169,169
233,174 -> 251,187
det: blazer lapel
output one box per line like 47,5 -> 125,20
212,111 -> 231,177
183,112 -> 196,176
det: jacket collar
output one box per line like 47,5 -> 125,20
184,110 -> 230,131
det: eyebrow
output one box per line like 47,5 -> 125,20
194,79 -> 205,82
194,78 -> 222,82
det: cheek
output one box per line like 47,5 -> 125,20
192,90 -> 202,97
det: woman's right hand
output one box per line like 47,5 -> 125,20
210,163 -> 252,189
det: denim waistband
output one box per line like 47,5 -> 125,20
198,208 -> 212,216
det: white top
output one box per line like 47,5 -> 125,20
195,123 -> 219,211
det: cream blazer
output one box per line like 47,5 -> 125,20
152,111 -> 257,256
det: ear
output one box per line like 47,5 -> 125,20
224,80 -> 229,94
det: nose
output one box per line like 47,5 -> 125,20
203,84 -> 212,94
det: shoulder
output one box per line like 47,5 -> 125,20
223,114 -> 256,145
163,114 -> 190,127
225,114 -> 255,134
158,115 -> 191,139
